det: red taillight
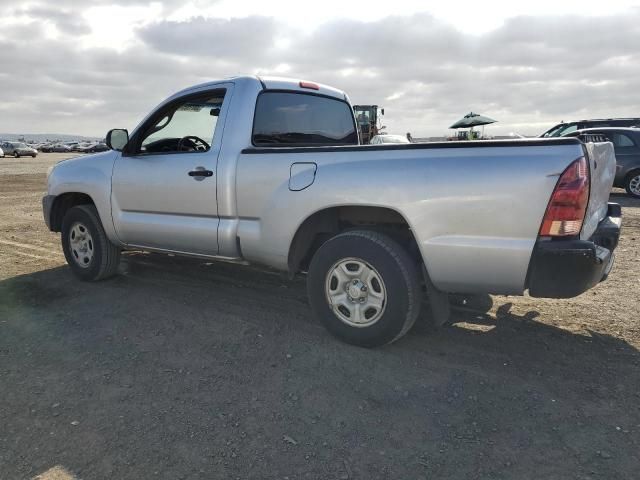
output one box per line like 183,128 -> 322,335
299,81 -> 319,90
539,156 -> 589,237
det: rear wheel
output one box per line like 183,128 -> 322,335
13,151 -> 19,158
307,230 -> 422,347
61,205 -> 121,281
625,170 -> 640,198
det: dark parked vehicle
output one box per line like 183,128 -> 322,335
0,141 -> 37,158
564,127 -> 640,198
77,142 -> 109,153
91,143 -> 109,153
542,118 -> 640,138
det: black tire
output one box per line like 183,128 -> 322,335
307,230 -> 422,347
624,170 -> 640,198
61,205 -> 121,281
13,151 -> 19,158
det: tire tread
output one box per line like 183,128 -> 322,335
309,229 -> 422,346
64,205 -> 120,281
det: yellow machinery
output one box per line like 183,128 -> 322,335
353,105 -> 385,144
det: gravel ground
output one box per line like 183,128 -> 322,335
1,153 -> 639,479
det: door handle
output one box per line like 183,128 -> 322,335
188,167 -> 213,180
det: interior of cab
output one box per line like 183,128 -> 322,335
135,93 -> 224,154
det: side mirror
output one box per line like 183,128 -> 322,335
380,108 -> 385,115
210,107 -> 220,117
106,129 -> 129,151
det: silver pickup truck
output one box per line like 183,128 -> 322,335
43,76 -> 622,347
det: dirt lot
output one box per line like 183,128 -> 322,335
1,153 -> 639,479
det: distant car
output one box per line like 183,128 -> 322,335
370,134 -> 411,144
47,144 -> 73,153
564,127 -> 640,198
89,142 -> 109,153
541,118 -> 640,138
0,146 -> 3,157
75,143 -> 93,153
0,141 -> 37,158
77,142 -> 109,153
72,143 -> 91,152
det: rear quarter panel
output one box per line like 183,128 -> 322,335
235,142 -> 585,295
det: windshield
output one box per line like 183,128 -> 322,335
142,99 -> 223,150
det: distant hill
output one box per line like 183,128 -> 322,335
0,133 -> 102,143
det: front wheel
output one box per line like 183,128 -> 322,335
61,205 -> 121,281
307,230 -> 422,347
13,151 -> 19,158
625,171 -> 640,198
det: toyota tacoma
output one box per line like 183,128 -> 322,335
43,76 -> 622,347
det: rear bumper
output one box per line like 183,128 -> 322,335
527,203 -> 621,298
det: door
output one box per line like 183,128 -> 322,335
610,131 -> 639,170
111,85 -> 231,256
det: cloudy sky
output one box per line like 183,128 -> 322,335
1,0 -> 639,138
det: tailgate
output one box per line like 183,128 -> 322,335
581,141 -> 616,240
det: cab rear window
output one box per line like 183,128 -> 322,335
252,92 -> 358,147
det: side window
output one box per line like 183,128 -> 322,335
611,133 -> 635,148
252,92 -> 358,146
557,124 -> 577,136
134,89 -> 226,155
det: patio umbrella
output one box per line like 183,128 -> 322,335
449,112 -> 497,129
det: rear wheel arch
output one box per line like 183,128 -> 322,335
287,205 -> 423,274
49,192 -> 96,232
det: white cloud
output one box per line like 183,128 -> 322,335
0,1 -> 639,137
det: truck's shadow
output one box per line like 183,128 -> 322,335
1,253 -> 639,478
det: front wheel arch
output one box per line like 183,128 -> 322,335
49,192 -> 96,232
